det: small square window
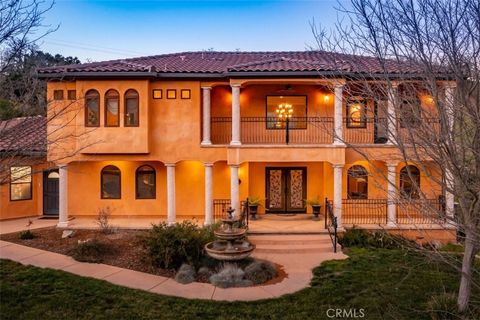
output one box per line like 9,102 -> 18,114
53,90 -> 64,100
153,89 -> 162,99
166,89 -> 177,99
67,90 -> 76,100
180,89 -> 191,99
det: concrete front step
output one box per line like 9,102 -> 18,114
254,244 -> 340,254
248,234 -> 339,253
247,230 -> 330,235
248,235 -> 332,245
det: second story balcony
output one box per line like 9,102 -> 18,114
211,116 -> 334,145
200,81 -> 443,147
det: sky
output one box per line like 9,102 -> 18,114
38,0 -> 341,62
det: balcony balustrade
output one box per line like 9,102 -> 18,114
209,116 -> 440,146
343,117 -> 389,145
211,117 -> 334,145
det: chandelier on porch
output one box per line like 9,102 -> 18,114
275,103 -> 293,119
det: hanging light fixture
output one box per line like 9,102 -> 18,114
275,103 -> 293,120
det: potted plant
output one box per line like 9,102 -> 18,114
306,197 -> 322,221
247,196 -> 261,220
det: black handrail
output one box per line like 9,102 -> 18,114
212,198 -> 249,228
241,199 -> 249,228
325,197 -> 338,253
213,199 -> 231,223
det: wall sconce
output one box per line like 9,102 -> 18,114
323,94 -> 331,103
424,95 -> 434,103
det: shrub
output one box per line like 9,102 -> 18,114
95,206 -> 115,234
369,231 -> 414,249
19,229 -> 35,240
209,263 -> 253,288
70,239 -> 112,263
174,264 -> 196,284
439,243 -> 464,253
427,293 -> 459,320
338,227 -> 371,247
142,221 -> 215,270
339,227 -> 414,249
244,259 -> 277,284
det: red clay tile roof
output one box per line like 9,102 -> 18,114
0,116 -> 46,155
37,51 -> 429,77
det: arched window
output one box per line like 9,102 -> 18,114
85,89 -> 100,127
136,165 -> 156,199
124,89 -> 139,127
346,97 -> 367,128
347,165 -> 368,199
400,165 -> 420,199
105,89 -> 119,127
101,165 -> 121,199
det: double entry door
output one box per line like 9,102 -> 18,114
266,167 -> 307,213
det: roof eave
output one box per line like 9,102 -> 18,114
36,70 -> 455,80
0,151 -> 47,157
37,71 -> 158,79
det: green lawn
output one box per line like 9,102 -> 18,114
1,248 -> 478,320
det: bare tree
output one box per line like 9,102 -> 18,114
0,49 -> 81,118
0,0 -> 57,73
312,0 -> 479,314
0,96 -> 97,186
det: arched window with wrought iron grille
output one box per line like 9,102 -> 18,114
347,165 -> 368,199
101,165 -> 121,199
136,165 -> 156,199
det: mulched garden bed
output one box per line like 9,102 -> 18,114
0,227 -> 175,279
0,227 -> 287,285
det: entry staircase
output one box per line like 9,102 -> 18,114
248,234 -> 341,254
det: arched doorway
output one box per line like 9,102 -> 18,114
43,169 -> 59,215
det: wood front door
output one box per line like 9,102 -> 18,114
265,167 -> 307,213
43,169 -> 59,215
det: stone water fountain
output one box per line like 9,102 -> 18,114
205,208 -> 255,261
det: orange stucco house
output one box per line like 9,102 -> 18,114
2,51 -> 455,239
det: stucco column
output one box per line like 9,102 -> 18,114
166,163 -> 176,225
333,164 -> 344,228
445,84 -> 456,133
230,84 -> 241,146
201,86 -> 212,145
204,163 -> 214,225
333,85 -> 344,145
445,168 -> 455,220
386,162 -> 398,227
387,83 -> 399,145
230,164 -> 240,216
444,84 -> 456,223
57,165 -> 69,228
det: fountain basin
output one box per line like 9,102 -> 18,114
214,228 -> 247,241
205,241 -> 255,261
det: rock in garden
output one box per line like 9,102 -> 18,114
61,230 -> 75,239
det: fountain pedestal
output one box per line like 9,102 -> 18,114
205,208 -> 255,261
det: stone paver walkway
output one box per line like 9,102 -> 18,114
0,240 -> 347,301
